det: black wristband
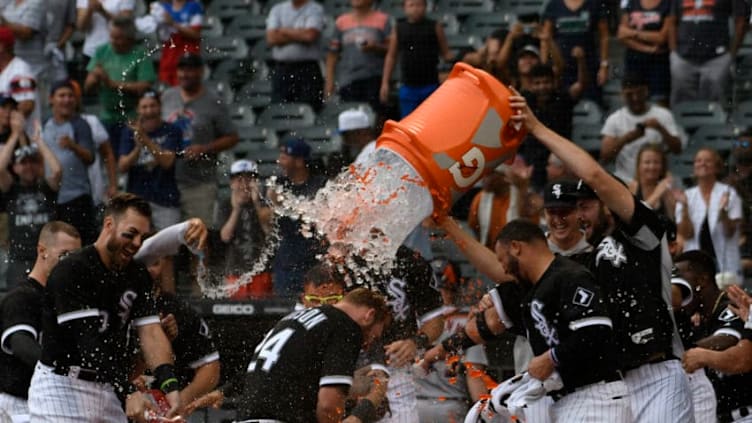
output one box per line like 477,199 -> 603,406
441,330 -> 475,354
475,310 -> 497,343
412,332 -> 430,350
350,398 -> 378,423
153,363 -> 179,393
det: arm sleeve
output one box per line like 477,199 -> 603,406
401,250 -> 444,327
171,301 -> 219,370
134,221 -> 190,263
600,114 -> 619,138
1,289 -> 41,355
319,325 -> 361,388
87,115 -> 109,146
266,6 -> 280,30
128,266 -> 160,325
77,119 -> 95,154
712,307 -> 744,340
328,20 -> 342,52
17,0 -> 45,30
552,268 -> 614,367
7,331 -> 40,367
617,196 -> 665,251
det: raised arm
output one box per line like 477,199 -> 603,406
438,217 -> 509,283
511,90 -> 636,223
380,26 -> 399,104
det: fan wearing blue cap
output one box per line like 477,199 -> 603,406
268,137 -> 327,296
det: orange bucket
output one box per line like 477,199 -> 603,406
377,62 -> 526,214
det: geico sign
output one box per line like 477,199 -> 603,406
212,304 -> 256,315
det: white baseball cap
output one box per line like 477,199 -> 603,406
230,159 -> 258,176
338,109 -> 371,133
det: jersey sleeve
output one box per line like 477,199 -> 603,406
616,196 -> 665,251
712,306 -> 744,341
403,252 -> 444,328
129,265 -> 160,327
47,256 -> 101,325
489,283 -> 524,335
0,289 -> 40,354
551,265 -> 613,367
171,300 -> 219,370
319,320 -> 362,388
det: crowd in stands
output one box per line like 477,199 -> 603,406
0,0 -> 746,304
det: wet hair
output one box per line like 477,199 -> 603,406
304,263 -> 346,289
39,221 -> 80,244
343,287 -> 391,324
675,250 -> 718,279
634,144 -> 667,181
496,219 -> 547,245
104,193 -> 152,219
529,64 -> 555,80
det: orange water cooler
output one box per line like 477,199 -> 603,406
377,62 -> 527,214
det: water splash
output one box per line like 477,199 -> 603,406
200,148 -> 434,297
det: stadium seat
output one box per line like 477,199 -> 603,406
667,156 -> 694,186
229,104 -> 257,126
250,39 -> 271,63
235,125 -> 280,154
434,13 -> 461,36
206,0 -> 259,21
201,36 -> 249,62
286,126 -> 342,155
201,15 -> 224,38
212,59 -> 268,87
462,13 -> 515,38
572,100 -> 604,126
323,0 -> 350,16
257,103 -> 317,132
436,0 -> 493,15
251,148 -> 283,177
226,13 -> 267,42
672,101 -> 728,133
731,100 -> 752,129
316,102 -> 374,126
445,34 -> 483,57
689,124 -> 741,157
572,123 -> 602,158
237,79 -> 273,107
207,79 -> 235,104
505,0 -> 545,15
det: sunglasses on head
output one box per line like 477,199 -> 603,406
303,294 -> 343,305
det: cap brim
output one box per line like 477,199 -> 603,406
543,201 -> 576,209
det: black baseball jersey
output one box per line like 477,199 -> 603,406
0,277 -> 44,398
239,305 -> 363,423
156,293 -> 219,386
702,296 -> 752,417
40,245 -> 159,394
493,256 -> 618,391
590,197 -> 678,370
360,246 -> 443,365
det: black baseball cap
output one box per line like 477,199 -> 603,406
574,179 -> 598,201
177,53 -> 204,68
543,180 -> 578,209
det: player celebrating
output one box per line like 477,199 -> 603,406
237,287 -> 391,423
0,222 -> 80,422
28,193 -> 182,421
509,89 -> 693,421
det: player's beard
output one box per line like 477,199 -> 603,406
505,254 -> 522,282
106,236 -> 130,270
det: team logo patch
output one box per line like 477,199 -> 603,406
718,307 -> 737,322
572,287 -> 594,307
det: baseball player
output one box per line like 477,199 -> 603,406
509,89 -> 693,421
426,220 -> 630,421
236,286 -> 391,423
0,222 -> 80,423
679,250 -> 752,422
541,179 -> 592,264
27,193 -> 181,422
358,245 -> 445,423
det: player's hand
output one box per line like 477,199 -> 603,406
164,390 -> 182,418
673,189 -> 688,206
719,191 -> 731,213
184,389 -> 224,415
728,285 -> 752,321
184,218 -> 208,253
58,135 -> 75,150
477,294 -> 494,312
126,391 -> 157,423
160,313 -> 178,341
643,118 -> 661,130
509,87 -> 542,134
682,348 -> 709,373
528,350 -> 555,381
385,339 -> 419,367
422,343 -> 447,368
571,46 -> 585,60
9,110 -> 25,135
597,65 -> 609,86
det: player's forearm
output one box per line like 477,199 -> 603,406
138,323 -> 175,370
135,221 -> 190,263
695,342 -> 752,374
181,361 -> 220,405
439,218 -> 508,282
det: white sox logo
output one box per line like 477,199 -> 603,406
572,287 -> 594,307
551,184 -> 562,199
387,278 -> 410,322
718,308 -> 737,322
596,237 -> 627,268
117,290 -> 138,327
531,300 -> 559,347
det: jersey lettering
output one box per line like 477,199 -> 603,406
531,300 -> 559,346
595,237 -> 628,268
296,308 -> 327,330
448,147 -> 486,188
572,287 -> 594,307
249,328 -> 295,372
117,290 -> 137,326
387,277 -> 409,322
